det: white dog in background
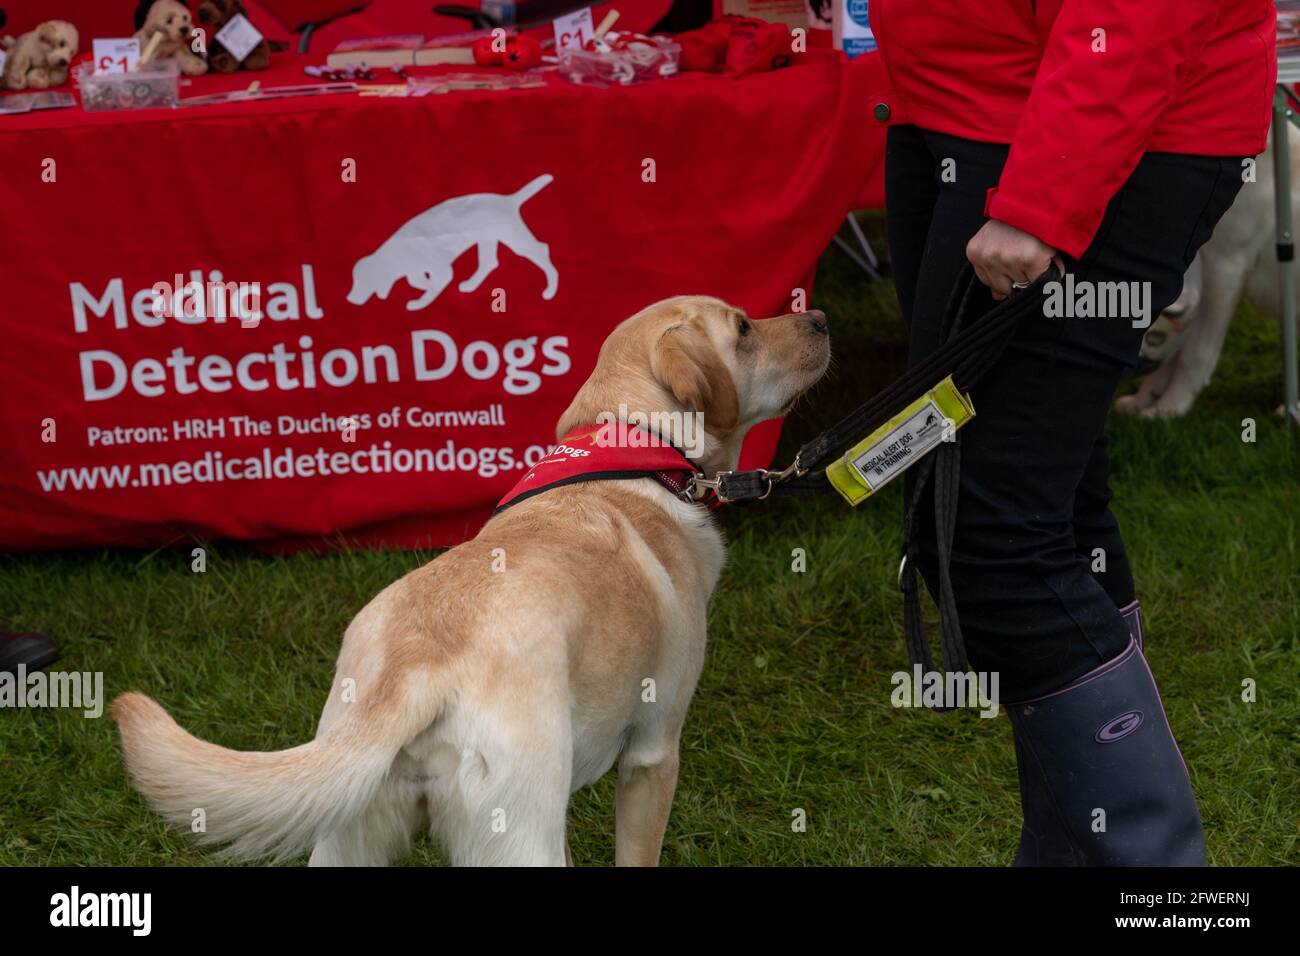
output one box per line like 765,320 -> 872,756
348,174 -> 559,311
1118,124 -> 1300,419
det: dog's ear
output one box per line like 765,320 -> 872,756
651,324 -> 739,430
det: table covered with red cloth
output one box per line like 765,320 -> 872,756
0,0 -> 674,56
0,52 -> 888,551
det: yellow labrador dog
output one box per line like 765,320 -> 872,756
114,296 -> 830,866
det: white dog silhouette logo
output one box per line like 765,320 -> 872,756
347,174 -> 558,311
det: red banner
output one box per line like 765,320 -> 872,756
0,54 -> 887,551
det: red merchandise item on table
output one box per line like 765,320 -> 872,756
502,35 -> 543,71
677,30 -> 728,73
724,19 -> 791,76
472,35 -> 504,66
676,16 -> 793,76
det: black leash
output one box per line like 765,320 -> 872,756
689,264 -> 1058,674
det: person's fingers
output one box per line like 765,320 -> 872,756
987,268 -> 1014,300
972,261 -> 999,298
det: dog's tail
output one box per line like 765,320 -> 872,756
112,675 -> 444,863
510,173 -> 554,207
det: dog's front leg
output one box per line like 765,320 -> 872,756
457,241 -> 499,294
614,750 -> 680,867
178,48 -> 209,75
1116,356 -> 1176,415
405,263 -> 453,311
1145,255 -> 1250,418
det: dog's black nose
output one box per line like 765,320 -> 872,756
181,25 -> 191,35
805,310 -> 828,335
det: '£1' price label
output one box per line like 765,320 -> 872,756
553,7 -> 595,51
93,38 -> 140,74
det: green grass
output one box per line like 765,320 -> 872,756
2,223 -> 1297,866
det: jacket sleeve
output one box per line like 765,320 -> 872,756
986,0 -> 1222,258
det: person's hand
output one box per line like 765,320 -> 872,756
966,219 -> 1064,300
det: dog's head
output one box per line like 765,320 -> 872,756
36,20 -> 78,67
143,0 -> 195,44
196,0 -> 243,30
346,252 -> 400,306
558,296 -> 831,475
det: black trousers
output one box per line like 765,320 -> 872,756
885,125 -> 1244,700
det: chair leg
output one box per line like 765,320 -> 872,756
831,215 -> 884,280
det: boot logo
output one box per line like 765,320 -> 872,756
1095,710 -> 1143,743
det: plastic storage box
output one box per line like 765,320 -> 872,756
78,60 -> 180,112
559,36 -> 681,86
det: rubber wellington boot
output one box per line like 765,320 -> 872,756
1013,603 -> 1149,863
1009,638 -> 1204,866
1118,599 -> 1144,649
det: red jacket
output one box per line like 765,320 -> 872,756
870,0 -> 1277,257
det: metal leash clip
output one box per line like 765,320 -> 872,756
684,456 -> 806,505
682,471 -> 732,503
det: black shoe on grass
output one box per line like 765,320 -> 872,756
0,630 -> 60,675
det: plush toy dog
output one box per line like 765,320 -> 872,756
135,0 -> 208,75
2,20 -> 79,90
197,0 -> 277,72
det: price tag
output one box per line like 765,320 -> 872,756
215,13 -> 264,63
93,38 -> 140,75
553,7 -> 595,51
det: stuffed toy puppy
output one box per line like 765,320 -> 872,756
135,0 -> 208,75
3,20 -> 79,90
197,0 -> 277,72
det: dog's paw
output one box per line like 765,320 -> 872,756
1140,397 -> 1192,420
1114,393 -> 1152,416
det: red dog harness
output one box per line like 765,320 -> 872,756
494,424 -> 716,514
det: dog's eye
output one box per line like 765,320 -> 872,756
737,317 -> 751,337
